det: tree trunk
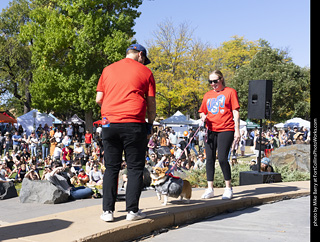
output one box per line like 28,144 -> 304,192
85,110 -> 93,134
23,75 -> 32,114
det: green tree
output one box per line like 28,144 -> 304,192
0,0 -> 32,115
20,0 -> 142,126
229,47 -> 310,122
210,35 -> 261,81
147,20 -> 211,119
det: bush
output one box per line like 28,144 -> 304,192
273,162 -> 310,182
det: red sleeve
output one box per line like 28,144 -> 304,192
96,70 -> 105,92
147,73 -> 156,97
230,89 -> 240,111
198,93 -> 208,114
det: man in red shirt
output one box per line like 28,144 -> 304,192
84,130 -> 93,153
96,44 -> 156,222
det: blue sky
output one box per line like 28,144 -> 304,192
0,0 -> 310,67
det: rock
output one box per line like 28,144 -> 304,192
270,144 -> 310,172
0,181 -> 18,200
19,179 -> 69,204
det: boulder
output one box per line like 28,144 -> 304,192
0,181 -> 18,200
270,144 -> 310,172
19,179 -> 69,204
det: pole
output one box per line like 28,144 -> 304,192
258,119 -> 262,173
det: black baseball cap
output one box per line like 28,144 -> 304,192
126,44 -> 151,65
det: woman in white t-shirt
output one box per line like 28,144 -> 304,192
89,165 -> 103,186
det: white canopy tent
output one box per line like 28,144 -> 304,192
17,109 -> 61,136
284,117 -> 310,129
160,111 -> 196,126
160,111 -> 198,137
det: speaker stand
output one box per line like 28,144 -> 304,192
239,119 -> 281,185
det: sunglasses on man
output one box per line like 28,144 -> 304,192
208,79 -> 219,84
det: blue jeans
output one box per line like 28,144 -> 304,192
70,186 -> 93,200
30,145 -> 37,157
42,146 -> 49,160
189,142 -> 198,156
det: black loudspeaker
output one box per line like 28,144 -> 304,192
239,171 -> 282,185
248,80 -> 273,120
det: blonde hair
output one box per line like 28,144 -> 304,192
209,70 -> 225,86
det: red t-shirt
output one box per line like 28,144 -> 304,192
199,87 -> 240,132
62,147 -> 73,161
85,133 -> 92,144
78,173 -> 88,179
96,58 -> 156,123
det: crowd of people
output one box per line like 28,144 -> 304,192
0,121 -> 310,188
0,123 -> 104,188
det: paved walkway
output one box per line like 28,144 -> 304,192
145,196 -> 310,242
0,181 -> 310,242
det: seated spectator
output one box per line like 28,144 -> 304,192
85,156 -> 94,175
4,152 -> 14,171
62,146 -> 73,168
70,173 -> 81,187
194,153 -> 206,170
41,164 -> 53,180
43,164 -> 92,200
77,168 -> 89,185
148,135 -> 157,154
0,162 -> 11,183
231,156 -> 238,166
72,157 -> 82,172
261,157 -> 274,172
25,164 -> 40,180
250,159 -> 257,171
149,153 -> 157,167
62,135 -> 71,147
17,163 -> 27,182
294,132 -> 306,144
74,143 -> 85,160
88,164 -> 103,186
20,148 -> 30,160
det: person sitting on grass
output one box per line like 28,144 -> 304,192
77,168 -> 89,186
17,163 -> 27,182
0,162 -> 11,183
260,157 -> 274,172
24,164 -> 40,180
88,164 -> 103,186
43,163 -> 93,200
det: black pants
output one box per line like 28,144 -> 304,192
102,123 -> 147,213
204,130 -> 234,181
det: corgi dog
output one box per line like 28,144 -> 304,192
150,167 -> 192,206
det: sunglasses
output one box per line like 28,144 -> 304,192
208,79 -> 219,84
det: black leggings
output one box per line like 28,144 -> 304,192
204,130 -> 234,181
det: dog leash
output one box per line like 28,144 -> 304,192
166,121 -> 204,175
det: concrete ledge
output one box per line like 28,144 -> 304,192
0,181 -> 310,242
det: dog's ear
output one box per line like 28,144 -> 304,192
154,167 -> 161,173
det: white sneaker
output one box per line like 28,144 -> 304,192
201,188 -> 214,199
222,187 -> 233,200
100,211 -> 114,222
126,210 -> 146,221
